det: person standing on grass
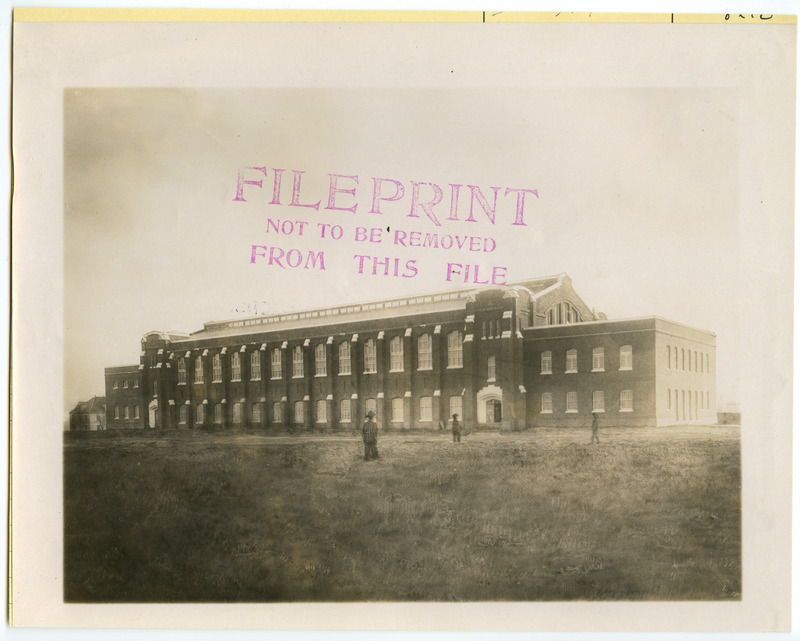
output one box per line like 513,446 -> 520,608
451,413 -> 462,443
362,410 -> 379,461
590,411 -> 600,444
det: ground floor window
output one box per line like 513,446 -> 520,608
214,404 -> 223,424
316,399 -> 327,423
252,402 -> 262,423
391,397 -> 403,423
365,398 -> 377,417
179,405 -> 187,424
619,389 -> 633,412
340,399 -> 351,423
541,393 -> 553,414
592,391 -> 605,412
232,402 -> 243,424
419,396 -> 432,422
273,402 -> 283,423
133,405 -> 139,419
294,400 -> 305,423
449,395 -> 462,419
566,391 -> 578,413
197,404 -> 205,424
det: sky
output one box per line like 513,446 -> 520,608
64,86 -> 740,412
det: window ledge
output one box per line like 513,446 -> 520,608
565,410 -> 578,414
591,368 -> 605,373
292,375 -> 304,379
592,409 -> 605,413
177,382 -> 186,386
417,367 -> 433,372
363,370 -> 377,375
619,408 -> 634,413
270,377 -> 281,381
540,410 -> 553,414
619,367 -> 632,372
314,373 -> 326,378
338,372 -> 351,377
446,365 -> 463,369
540,371 -> 552,376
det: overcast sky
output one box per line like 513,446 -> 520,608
64,87 -> 740,411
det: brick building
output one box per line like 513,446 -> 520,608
104,273 -> 716,430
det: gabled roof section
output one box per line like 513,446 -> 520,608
70,396 -> 106,415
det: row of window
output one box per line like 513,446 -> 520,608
540,390 -> 633,414
545,301 -> 581,326
176,395 -> 465,425
540,346 -> 632,375
112,405 -> 140,420
111,379 -> 139,390
172,332 -> 465,385
667,388 -> 711,421
666,346 -> 711,374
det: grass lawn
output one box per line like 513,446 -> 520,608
64,426 -> 741,602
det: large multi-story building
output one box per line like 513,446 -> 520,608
104,273 -> 716,431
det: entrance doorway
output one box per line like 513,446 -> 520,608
486,399 -> 502,424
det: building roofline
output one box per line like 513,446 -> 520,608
522,315 -> 716,337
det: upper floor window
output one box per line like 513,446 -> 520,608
314,343 -> 326,376
339,342 -> 351,375
417,334 -> 432,370
271,348 -> 281,379
447,331 -> 463,368
250,350 -> 261,381
231,352 -> 241,381
390,336 -> 404,371
619,345 -> 632,370
153,379 -> 158,396
667,345 -> 672,369
566,349 -> 577,373
133,380 -> 138,388
546,301 -> 580,325
592,347 -> 605,372
177,358 -> 186,384
541,351 -> 552,374
292,346 -> 304,378
113,380 -> 119,389
195,356 -> 204,384
149,354 -> 157,367
363,339 -> 377,373
123,379 -> 128,389
487,355 -> 496,381
133,405 -> 139,419
212,354 -> 222,382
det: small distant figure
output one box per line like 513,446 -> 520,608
451,413 -> 462,443
590,411 -> 600,444
362,410 -> 379,461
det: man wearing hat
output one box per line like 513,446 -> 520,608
362,410 -> 379,461
451,413 -> 462,442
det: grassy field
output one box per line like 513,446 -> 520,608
64,426 -> 741,602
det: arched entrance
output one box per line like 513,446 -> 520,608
476,385 -> 503,425
148,400 -> 159,429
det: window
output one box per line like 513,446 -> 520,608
316,399 -> 327,423
178,358 -> 186,384
619,345 -> 632,370
123,379 -> 128,389
487,355 -> 496,381
271,348 -> 282,379
339,342 -> 351,375
620,390 -> 633,412
566,391 -> 578,413
668,388 -> 672,409
273,402 -> 283,423
700,352 -> 704,374
252,403 -> 262,423
195,356 -> 204,383
365,398 -> 377,417
390,336 -> 404,371
447,331 -> 463,368
417,334 -> 432,370
133,380 -> 138,389
546,301 -> 579,325
340,399 -> 351,423
541,351 -> 552,374
667,345 -> 671,369
449,395 -> 462,420
364,339 -> 377,373
541,392 -> 553,414
391,397 -> 404,423
674,347 -> 678,371
233,402 -> 243,424
179,405 -> 188,424
133,405 -> 139,419
592,347 -> 605,372
681,348 -> 685,371
113,380 -> 119,389
196,404 -> 205,424
212,354 -> 222,382
315,344 -> 326,376
251,350 -> 261,380
124,405 -> 130,419
566,349 -> 577,373
214,404 -> 223,424
419,396 -> 432,422
153,379 -> 158,396
150,354 -> 157,367
706,391 -> 710,409
694,351 -> 698,372
231,352 -> 241,381
293,346 -> 304,378
592,391 -> 605,412
294,401 -> 304,423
